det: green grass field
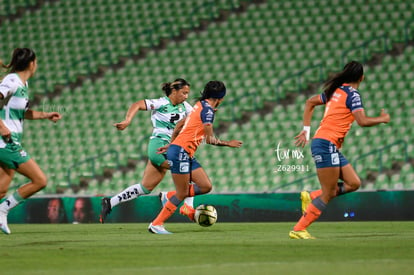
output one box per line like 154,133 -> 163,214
1,222 -> 413,275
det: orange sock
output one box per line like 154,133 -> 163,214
188,185 -> 195,197
293,203 -> 322,231
180,203 -> 195,221
166,191 -> 176,199
152,200 -> 177,226
310,189 -> 322,200
167,184 -> 196,199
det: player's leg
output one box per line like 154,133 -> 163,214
113,160 -> 166,206
100,138 -> 169,222
0,158 -> 47,234
161,160 -> 210,220
149,172 -> 189,234
290,166 -> 339,239
7,158 -> 47,199
0,166 -> 14,234
177,166 -> 211,221
291,139 -> 342,239
0,166 -> 14,199
100,160 -> 167,223
149,145 -> 190,233
339,163 -> 361,193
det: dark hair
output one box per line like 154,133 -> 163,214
199,80 -> 226,100
161,78 -> 190,96
323,61 -> 364,101
0,48 -> 36,73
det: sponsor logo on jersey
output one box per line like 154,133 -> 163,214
331,153 -> 339,165
179,162 -> 189,173
313,155 -> 323,163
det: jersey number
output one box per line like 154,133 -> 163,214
170,113 -> 180,123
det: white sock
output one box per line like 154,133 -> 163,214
110,183 -> 150,208
0,191 -> 24,214
183,196 -> 194,208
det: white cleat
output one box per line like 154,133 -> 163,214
148,223 -> 172,234
0,211 -> 11,235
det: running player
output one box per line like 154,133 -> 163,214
148,80 -> 243,234
99,78 -> 195,222
0,48 -> 62,234
289,61 -> 390,239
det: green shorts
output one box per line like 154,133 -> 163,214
147,137 -> 169,167
0,142 -> 31,169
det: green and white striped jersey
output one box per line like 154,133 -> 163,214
144,96 -> 193,141
0,73 -> 29,148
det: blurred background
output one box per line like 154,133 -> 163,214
0,0 -> 413,197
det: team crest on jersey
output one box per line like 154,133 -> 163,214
150,104 -> 155,110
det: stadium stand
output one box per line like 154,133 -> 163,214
1,0 -> 413,195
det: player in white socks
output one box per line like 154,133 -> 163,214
0,48 -> 62,234
99,78 -> 195,223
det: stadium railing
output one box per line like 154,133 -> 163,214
275,63 -> 325,100
341,34 -> 390,67
353,140 -> 408,174
67,150 -> 120,188
405,19 -> 414,44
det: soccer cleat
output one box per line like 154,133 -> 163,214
0,211 -> 11,235
289,230 -> 316,239
179,203 -> 195,221
300,191 -> 311,214
148,223 -> 172,234
99,197 -> 112,224
159,192 -> 168,207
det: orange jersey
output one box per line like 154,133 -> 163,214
313,84 -> 364,148
172,100 -> 215,157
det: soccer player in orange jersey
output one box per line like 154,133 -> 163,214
148,80 -> 242,234
289,61 -> 390,239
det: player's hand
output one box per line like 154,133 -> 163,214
379,109 -> 390,124
294,131 -> 308,148
47,112 -> 62,123
157,144 -> 170,154
227,140 -> 243,148
0,126 -> 11,142
113,120 -> 130,130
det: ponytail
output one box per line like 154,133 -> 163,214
323,61 -> 364,101
1,48 -> 36,74
162,78 -> 190,96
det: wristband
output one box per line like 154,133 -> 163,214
303,126 -> 311,141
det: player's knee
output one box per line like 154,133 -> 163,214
34,174 -> 48,190
349,178 -> 361,191
0,188 -> 7,199
201,183 -> 212,194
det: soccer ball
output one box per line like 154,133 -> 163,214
194,204 -> 217,227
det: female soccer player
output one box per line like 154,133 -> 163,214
0,48 -> 62,234
148,80 -> 243,234
99,78 -> 195,222
289,61 -> 390,239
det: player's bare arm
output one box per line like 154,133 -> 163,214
295,94 -> 324,147
114,99 -> 147,130
24,109 -> 62,122
157,119 -> 187,154
203,123 -> 242,148
170,119 -> 186,142
352,108 -> 390,127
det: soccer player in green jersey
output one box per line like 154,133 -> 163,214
0,48 -> 62,234
100,78 -> 195,223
